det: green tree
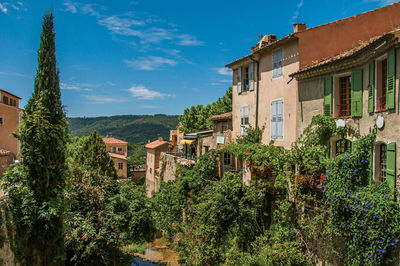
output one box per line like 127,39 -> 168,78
2,11 -> 68,265
179,87 -> 232,133
73,131 -> 117,179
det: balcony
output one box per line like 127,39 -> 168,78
165,152 -> 197,163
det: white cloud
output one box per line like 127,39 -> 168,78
0,71 -> 30,78
292,0 -> 304,20
129,85 -> 174,100
62,1 -> 202,48
124,56 -> 178,70
63,1 -> 77,14
83,94 -> 124,104
60,82 -> 92,92
0,3 -> 7,13
215,67 -> 232,76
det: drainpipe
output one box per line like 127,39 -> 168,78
251,56 -> 260,128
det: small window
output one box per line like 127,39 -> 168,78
338,76 -> 351,117
223,153 -> 231,166
118,162 -> 123,170
243,66 -> 249,91
240,106 -> 250,136
272,48 -> 283,78
377,58 -> 387,111
0,117 -> 3,125
149,168 -> 152,174
335,139 -> 351,156
271,99 -> 284,139
2,96 -> 8,105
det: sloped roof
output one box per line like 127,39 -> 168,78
102,137 -> 128,144
108,152 -> 128,160
145,139 -> 170,149
0,89 -> 21,99
290,30 -> 399,80
210,112 -> 232,121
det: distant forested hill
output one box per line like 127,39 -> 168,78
68,114 -> 179,144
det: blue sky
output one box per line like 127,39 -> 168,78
0,0 -> 396,117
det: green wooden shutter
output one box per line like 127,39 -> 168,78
368,61 -> 375,113
386,142 -> 396,199
351,69 -> 363,117
324,76 -> 332,116
386,48 -> 396,110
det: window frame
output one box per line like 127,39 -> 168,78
270,98 -> 284,140
332,72 -> 352,118
0,117 -> 3,125
223,153 -> 232,166
240,105 -> 250,136
272,48 -> 284,79
118,162 -> 123,170
375,55 -> 388,112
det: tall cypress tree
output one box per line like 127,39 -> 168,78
13,11 -> 68,265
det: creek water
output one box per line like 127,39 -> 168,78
131,238 -> 179,266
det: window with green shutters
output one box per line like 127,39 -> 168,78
386,48 -> 396,110
368,61 -> 375,113
351,69 -> 363,117
386,142 -> 396,199
324,76 -> 332,116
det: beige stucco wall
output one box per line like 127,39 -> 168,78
298,47 -> 400,196
145,149 -> 156,197
110,156 -> 127,178
231,39 -> 299,150
258,40 -> 299,149
0,102 -> 20,156
105,143 -> 127,157
231,60 -> 258,142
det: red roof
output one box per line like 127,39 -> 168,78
210,112 -> 232,121
145,139 -> 170,149
0,89 -> 21,99
102,137 -> 128,144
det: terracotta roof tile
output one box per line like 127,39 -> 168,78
102,137 -> 128,144
108,152 -> 128,160
210,112 -> 233,121
145,139 -> 170,149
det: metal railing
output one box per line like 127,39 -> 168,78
166,152 -> 197,162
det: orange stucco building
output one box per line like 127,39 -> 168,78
102,137 -> 128,178
0,89 -> 22,177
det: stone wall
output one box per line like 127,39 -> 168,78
160,152 -> 178,182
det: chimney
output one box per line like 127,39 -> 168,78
293,23 -> 306,33
268,34 -> 277,43
158,137 -> 163,141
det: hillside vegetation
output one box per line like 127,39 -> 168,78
68,114 -> 179,144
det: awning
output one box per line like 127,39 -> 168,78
180,139 -> 196,145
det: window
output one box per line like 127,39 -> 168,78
118,162 -> 123,170
111,147 -> 116,153
240,106 -> 250,136
0,117 -> 3,125
376,58 -> 387,111
237,63 -> 254,93
379,144 -> 387,182
271,99 -> 283,139
149,168 -> 152,174
223,153 -> 231,166
2,96 -> 8,105
272,48 -> 283,78
335,139 -> 351,156
338,76 -> 351,117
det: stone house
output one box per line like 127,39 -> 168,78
145,137 -> 170,197
226,2 -> 400,150
291,29 -> 400,200
0,89 -> 22,177
102,137 -> 128,178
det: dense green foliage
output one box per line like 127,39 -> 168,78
2,12 -> 68,265
150,115 -> 400,265
179,87 -> 232,133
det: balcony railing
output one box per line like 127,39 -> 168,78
166,152 -> 197,162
